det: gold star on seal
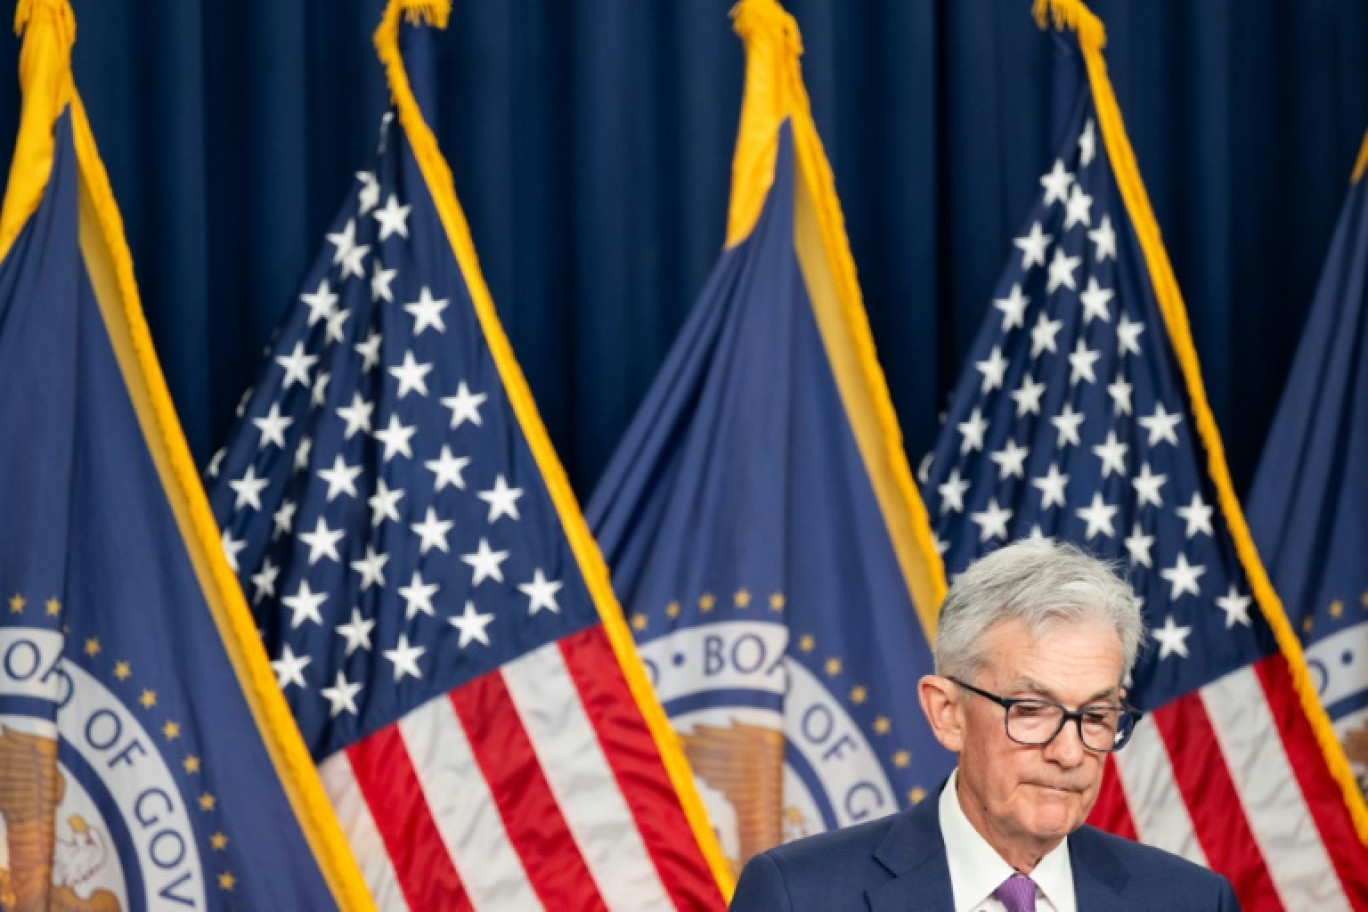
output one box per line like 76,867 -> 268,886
163,721 -> 181,740
183,755 -> 201,774
140,690 -> 157,709
798,634 -> 815,652
666,601 -> 680,619
210,831 -> 229,851
893,750 -> 911,769
45,598 -> 61,616
850,686 -> 868,705
769,592 -> 785,611
873,716 -> 891,735
218,872 -> 235,891
734,589 -> 752,608
114,661 -> 131,680
825,657 -> 841,676
699,593 -> 716,612
1330,600 -> 1344,619
7,594 -> 23,614
199,792 -> 217,812
84,638 -> 100,657
631,613 -> 648,632
909,787 -> 927,804
1302,616 -> 1314,634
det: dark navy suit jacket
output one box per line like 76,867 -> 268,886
729,789 -> 1239,911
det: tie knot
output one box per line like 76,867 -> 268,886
993,873 -> 1037,912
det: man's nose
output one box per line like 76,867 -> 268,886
1043,718 -> 1087,766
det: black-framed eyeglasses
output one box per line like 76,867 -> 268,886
948,677 -> 1141,753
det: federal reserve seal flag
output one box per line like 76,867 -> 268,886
1248,131 -> 1368,804
0,1 -> 371,909
586,0 -> 953,878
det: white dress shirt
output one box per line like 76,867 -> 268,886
938,770 -> 1077,912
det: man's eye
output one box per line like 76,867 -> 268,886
1013,702 -> 1051,719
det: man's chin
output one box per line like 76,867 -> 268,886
1023,791 -> 1091,837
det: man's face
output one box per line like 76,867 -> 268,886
953,617 -> 1123,862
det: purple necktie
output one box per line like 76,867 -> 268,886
993,873 -> 1038,912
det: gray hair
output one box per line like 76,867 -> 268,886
935,538 -> 1143,682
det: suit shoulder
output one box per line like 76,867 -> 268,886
1078,826 -> 1218,880
729,814 -> 905,912
1074,826 -> 1238,906
761,812 -> 902,867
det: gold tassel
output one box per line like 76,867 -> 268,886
731,0 -> 803,59
374,0 -> 451,84
397,0 -> 450,30
0,0 -> 76,257
13,0 -> 74,41
1031,0 -> 1106,51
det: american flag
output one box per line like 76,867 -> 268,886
205,19 -> 728,909
918,24 -> 1368,911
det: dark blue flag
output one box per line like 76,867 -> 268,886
587,0 -> 951,879
919,3 -> 1368,907
0,2 -> 369,909
1247,131 -> 1368,801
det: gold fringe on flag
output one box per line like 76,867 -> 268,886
1352,129 -> 1368,185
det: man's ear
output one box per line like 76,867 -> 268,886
919,675 -> 965,753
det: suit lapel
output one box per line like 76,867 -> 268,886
1068,826 -> 1132,911
865,794 -> 956,912
860,802 -> 1136,910
861,782 -> 1138,911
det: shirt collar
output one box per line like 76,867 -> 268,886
938,769 -> 1076,912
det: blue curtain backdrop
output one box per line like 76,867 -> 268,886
0,0 -> 1363,499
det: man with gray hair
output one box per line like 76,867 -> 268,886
730,538 -> 1238,911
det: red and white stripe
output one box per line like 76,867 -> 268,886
1110,717 -> 1205,865
1091,655 -> 1368,911
318,753 -> 411,911
319,624 -> 726,911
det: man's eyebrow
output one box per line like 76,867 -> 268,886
1011,677 -> 1120,705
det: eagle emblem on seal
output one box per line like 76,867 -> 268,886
0,726 -> 120,912
680,720 -> 786,877
1346,720 -> 1368,801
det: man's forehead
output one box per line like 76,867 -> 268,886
1004,674 -> 1121,703
978,617 -> 1124,691
981,613 -> 1120,647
